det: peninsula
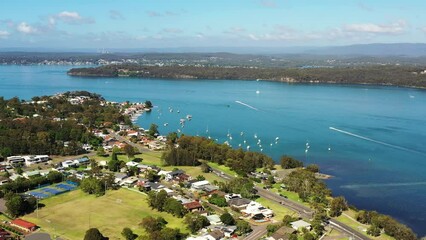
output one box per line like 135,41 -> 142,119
68,64 -> 426,89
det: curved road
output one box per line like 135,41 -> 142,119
211,169 -> 370,240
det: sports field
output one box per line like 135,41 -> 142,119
24,188 -> 187,240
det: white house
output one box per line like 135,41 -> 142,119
191,180 -> 210,190
224,193 -> 242,202
23,155 -> 49,166
126,161 -> 139,168
242,201 -> 274,218
6,156 -> 25,166
290,220 -> 312,231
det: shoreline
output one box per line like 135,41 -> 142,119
68,72 -> 426,91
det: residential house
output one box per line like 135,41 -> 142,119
120,176 -> 138,186
290,220 -> 311,231
227,198 -> 251,210
208,225 -> 237,238
266,226 -> 296,240
114,173 -> 128,183
23,170 -> 41,179
183,201 -> 204,212
126,161 -> 139,168
224,193 -> 242,202
61,160 -> 78,168
10,219 -> 37,232
165,170 -> 185,181
207,230 -> 224,240
206,215 -> 222,225
191,180 -> 210,190
241,201 -> 274,218
172,195 -> 192,204
127,130 -> 140,138
23,155 -> 49,166
6,156 -> 25,167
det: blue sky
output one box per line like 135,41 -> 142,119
0,0 -> 425,49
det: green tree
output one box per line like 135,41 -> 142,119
303,232 -> 315,240
144,100 -> 153,108
47,171 -> 63,183
80,177 -> 105,196
220,212 -> 236,225
184,212 -> 210,234
208,194 -> 227,207
16,167 -> 23,175
160,227 -> 184,240
367,224 -> 381,237
139,216 -> 167,233
266,224 -> 280,236
121,227 -> 137,240
147,190 -> 168,211
196,175 -> 206,181
123,144 -> 136,160
280,155 -> 303,169
96,146 -> 106,156
306,164 -> 320,173
108,159 -> 121,172
329,196 -> 348,217
148,123 -> 159,137
5,195 -> 24,217
200,162 -> 211,173
164,198 -> 187,218
84,228 -> 105,240
236,220 -> 252,235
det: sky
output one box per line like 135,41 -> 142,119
0,0 -> 425,49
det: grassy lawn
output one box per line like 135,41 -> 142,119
336,212 -> 394,240
23,188 -> 187,240
162,165 -> 225,183
255,197 -> 298,221
207,162 -> 238,177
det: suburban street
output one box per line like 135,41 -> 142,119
211,169 -> 371,240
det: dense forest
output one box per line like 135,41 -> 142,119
162,135 -> 274,175
68,64 -> 426,88
0,91 -> 130,157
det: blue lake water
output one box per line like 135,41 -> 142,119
1,65 -> 426,235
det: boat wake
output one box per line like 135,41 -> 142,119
341,182 -> 426,189
235,100 -> 258,111
329,127 -> 425,156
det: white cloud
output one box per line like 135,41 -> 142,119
54,11 -> 94,24
17,22 -> 38,34
343,20 -> 406,34
224,27 -> 246,35
0,30 -> 10,39
420,27 -> 426,33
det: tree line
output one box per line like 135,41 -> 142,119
162,135 -> 273,175
69,64 -> 426,88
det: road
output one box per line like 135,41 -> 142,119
243,225 -> 267,240
211,168 -> 370,240
109,131 -> 150,153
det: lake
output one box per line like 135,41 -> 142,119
1,65 -> 426,235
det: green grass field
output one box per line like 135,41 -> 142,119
255,197 -> 298,220
335,211 -> 394,240
24,188 -> 187,240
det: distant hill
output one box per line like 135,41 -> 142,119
2,43 -> 426,56
306,43 -> 426,57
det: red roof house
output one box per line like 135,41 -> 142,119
183,201 -> 204,212
10,219 -> 37,232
